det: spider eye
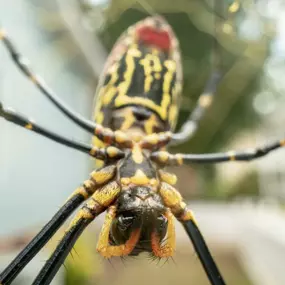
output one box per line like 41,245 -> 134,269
154,215 -> 168,240
118,212 -> 135,228
157,215 -> 167,227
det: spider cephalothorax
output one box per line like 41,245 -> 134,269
110,184 -> 168,256
99,145 -> 172,258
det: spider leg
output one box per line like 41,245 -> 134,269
0,166 -> 117,285
139,132 -> 172,150
171,70 -> 222,145
182,218 -> 226,285
151,138 -> 285,165
32,207 -> 97,285
138,69 -> 221,151
169,0 -> 235,147
32,181 -> 121,285
0,28 -> 133,148
0,102 -> 124,160
159,182 -> 226,285
96,205 -> 141,258
151,208 -> 176,258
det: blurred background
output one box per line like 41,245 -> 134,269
0,0 -> 285,284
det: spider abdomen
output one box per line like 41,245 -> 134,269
93,16 -> 183,144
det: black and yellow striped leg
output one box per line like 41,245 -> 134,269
0,102 -> 123,160
159,182 -> 226,285
151,138 -> 285,165
0,166 -> 117,285
32,208 -> 97,285
32,181 -> 121,285
139,132 -> 172,150
0,28 -> 134,148
171,70 -> 222,145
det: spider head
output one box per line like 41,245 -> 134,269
110,186 -> 168,255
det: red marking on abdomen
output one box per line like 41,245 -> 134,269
136,26 -> 171,51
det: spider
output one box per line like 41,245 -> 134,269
0,13 -> 284,285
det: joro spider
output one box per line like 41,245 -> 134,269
0,15 -> 284,285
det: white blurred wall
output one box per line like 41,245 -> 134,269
179,201 -> 285,285
0,0 -> 96,235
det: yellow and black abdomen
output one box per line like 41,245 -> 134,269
93,16 -> 183,145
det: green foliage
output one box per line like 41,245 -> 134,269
225,171 -> 260,200
64,232 -> 102,285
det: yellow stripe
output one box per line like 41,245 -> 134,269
115,95 -> 164,117
198,93 -> 213,108
94,63 -> 120,125
118,45 -> 141,97
158,151 -> 169,162
227,151 -> 236,161
140,56 -> 153,92
121,177 -> 130,185
229,1 -> 240,13
159,170 -> 177,185
106,146 -> 120,158
144,114 -> 159,134
0,28 -> 6,40
139,53 -> 162,93
130,169 -> 149,185
25,123 -> 33,130
114,52 -> 176,121
89,147 -> 98,156
120,108 -> 136,131
131,144 -> 144,164
175,154 -> 183,165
